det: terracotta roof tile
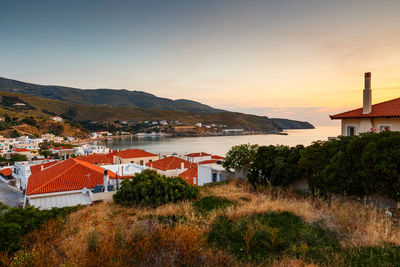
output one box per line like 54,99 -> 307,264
76,151 -> 118,165
178,166 -> 197,185
13,148 -> 31,152
26,158 -> 116,195
330,97 -> 400,119
211,155 -> 224,160
146,156 -> 195,171
116,149 -> 157,159
30,161 -> 61,173
185,152 -> 211,157
0,168 -> 12,177
199,159 -> 220,165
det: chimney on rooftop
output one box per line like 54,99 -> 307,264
363,72 -> 372,114
181,162 -> 185,170
104,170 -> 109,192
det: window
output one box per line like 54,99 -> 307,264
140,160 -> 144,165
379,125 -> 392,132
212,173 -> 217,182
346,125 -> 356,136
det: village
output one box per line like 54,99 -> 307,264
0,133 -> 231,210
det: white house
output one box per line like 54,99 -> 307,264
12,160 -> 59,191
197,161 -> 228,186
74,145 -> 110,156
25,158 -> 118,210
184,152 -> 212,163
331,72 -> 400,136
146,156 -> 195,177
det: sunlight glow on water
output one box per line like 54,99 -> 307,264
105,126 -> 340,156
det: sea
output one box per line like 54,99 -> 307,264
103,126 -> 340,157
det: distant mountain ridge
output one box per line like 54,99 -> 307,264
0,77 -> 314,131
0,77 -> 220,113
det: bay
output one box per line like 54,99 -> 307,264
104,126 -> 340,157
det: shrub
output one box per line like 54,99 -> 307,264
243,132 -> 400,201
248,145 -> 304,187
0,204 -> 78,252
113,170 -> 199,207
207,211 -> 339,263
193,196 -> 236,214
223,144 -> 259,173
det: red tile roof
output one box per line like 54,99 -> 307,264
26,158 -> 117,195
146,156 -> 195,171
13,148 -> 31,152
115,149 -> 157,159
199,159 -> 220,165
30,161 -> 61,173
76,151 -> 118,165
330,98 -> 400,119
185,152 -> 211,157
211,155 -> 224,160
0,168 -> 12,177
178,166 -> 197,185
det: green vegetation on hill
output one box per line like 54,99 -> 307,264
225,131 -> 400,201
0,77 -> 314,131
113,170 -> 199,207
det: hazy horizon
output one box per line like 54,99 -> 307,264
2,0 -> 400,126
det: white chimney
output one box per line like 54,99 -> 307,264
181,162 -> 185,170
104,170 -> 109,192
363,72 -> 372,114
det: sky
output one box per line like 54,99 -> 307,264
1,0 -> 400,126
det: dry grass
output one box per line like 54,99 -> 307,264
2,179 -> 400,266
206,180 -> 400,247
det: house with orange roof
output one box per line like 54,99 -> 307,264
77,151 -> 118,166
331,73 -> 400,136
25,158 -> 118,210
184,152 -> 212,163
146,156 -> 195,177
13,159 -> 61,191
0,168 -> 12,180
178,165 -> 198,185
113,149 -> 159,165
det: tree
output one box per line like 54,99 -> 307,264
222,144 -> 259,174
9,154 -> 28,163
113,170 -> 199,207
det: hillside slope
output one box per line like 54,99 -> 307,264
0,77 -> 221,113
271,118 -> 315,129
0,92 -> 283,132
1,180 -> 399,266
0,77 -> 314,131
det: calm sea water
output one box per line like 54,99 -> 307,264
104,126 -> 340,157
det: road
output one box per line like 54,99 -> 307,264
0,182 -> 24,207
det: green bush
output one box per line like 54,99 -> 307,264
0,203 -> 78,252
248,145 -> 304,187
238,132 -> 400,201
208,211 -> 339,263
113,170 -> 199,207
193,196 -> 236,214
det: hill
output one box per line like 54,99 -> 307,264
0,91 -> 282,132
1,180 -> 399,266
0,77 -> 314,131
0,77 -> 221,113
271,118 -> 315,129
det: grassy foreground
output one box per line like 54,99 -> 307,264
2,180 -> 400,266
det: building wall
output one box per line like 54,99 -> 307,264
198,165 -> 223,186
185,155 -> 212,163
341,118 -> 400,136
113,155 -> 159,165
